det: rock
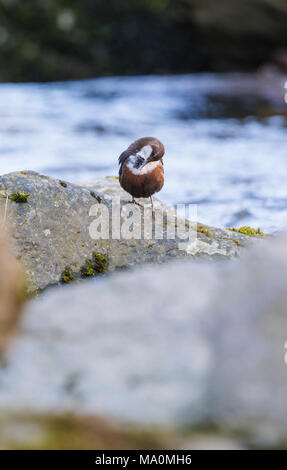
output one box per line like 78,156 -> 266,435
1,233 -> 287,449
0,221 -> 24,356
0,171 -> 254,293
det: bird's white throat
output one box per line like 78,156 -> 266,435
127,155 -> 160,175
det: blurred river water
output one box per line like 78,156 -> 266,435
0,73 -> 286,232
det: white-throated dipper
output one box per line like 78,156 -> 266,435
118,137 -> 165,210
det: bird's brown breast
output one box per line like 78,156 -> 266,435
120,160 -> 164,198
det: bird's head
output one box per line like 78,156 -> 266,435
135,137 -> 165,165
118,137 -> 165,168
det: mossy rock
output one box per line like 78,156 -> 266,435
9,193 -> 30,203
61,268 -> 74,283
226,226 -> 266,237
197,225 -> 211,238
0,172 -> 260,294
81,253 -> 108,277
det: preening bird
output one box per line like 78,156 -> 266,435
118,137 -> 165,210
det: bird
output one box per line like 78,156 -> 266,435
118,137 -> 165,211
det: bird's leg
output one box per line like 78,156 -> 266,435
125,198 -> 144,208
123,197 -> 143,207
150,196 -> 154,212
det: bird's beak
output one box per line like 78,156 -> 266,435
141,156 -> 155,169
144,154 -> 159,166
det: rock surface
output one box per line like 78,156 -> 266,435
0,171 -> 254,293
0,233 -> 287,447
0,219 -> 24,356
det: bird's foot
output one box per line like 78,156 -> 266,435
125,199 -> 144,208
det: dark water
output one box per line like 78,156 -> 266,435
0,73 -> 286,232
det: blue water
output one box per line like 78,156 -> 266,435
0,73 -> 286,232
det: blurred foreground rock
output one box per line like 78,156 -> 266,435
0,219 -> 24,356
0,171 -> 254,293
0,234 -> 287,447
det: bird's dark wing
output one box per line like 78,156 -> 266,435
118,149 -> 131,166
118,149 -> 132,180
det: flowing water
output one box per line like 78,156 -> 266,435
0,73 -> 286,232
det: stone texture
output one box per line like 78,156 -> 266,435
0,171 -> 254,293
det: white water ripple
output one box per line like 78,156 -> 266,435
0,73 -> 286,232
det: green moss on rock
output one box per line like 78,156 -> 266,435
81,264 -> 95,277
81,253 -> 108,278
9,192 -> 30,203
61,268 -> 74,283
227,226 -> 265,237
197,225 -> 211,237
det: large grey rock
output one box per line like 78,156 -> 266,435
0,171 -> 253,293
0,233 -> 287,447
